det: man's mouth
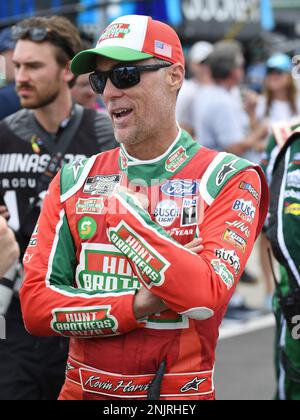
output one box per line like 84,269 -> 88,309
17,87 -> 33,95
112,108 -> 133,121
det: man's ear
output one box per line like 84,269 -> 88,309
168,63 -> 185,93
63,61 -> 75,84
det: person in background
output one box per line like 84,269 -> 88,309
0,27 -> 21,119
71,38 -> 105,111
190,42 -> 269,318
262,118 -> 300,400
0,15 -> 116,400
191,42 -> 267,163
256,54 -> 300,310
176,41 -> 213,136
71,72 -> 101,110
256,53 -> 300,125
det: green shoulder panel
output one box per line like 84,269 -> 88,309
60,155 -> 98,203
200,152 -> 253,206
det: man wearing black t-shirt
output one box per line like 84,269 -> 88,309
0,16 -> 116,400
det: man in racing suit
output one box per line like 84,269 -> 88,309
262,117 -> 300,400
20,15 -> 269,400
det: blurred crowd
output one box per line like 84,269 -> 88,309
177,39 -> 300,320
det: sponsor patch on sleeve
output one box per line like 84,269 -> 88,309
51,306 -> 118,337
222,228 -> 247,254
108,221 -> 170,288
211,259 -> 234,290
215,248 -> 241,275
239,181 -> 259,201
232,199 -> 256,223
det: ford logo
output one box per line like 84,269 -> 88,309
161,180 -> 199,197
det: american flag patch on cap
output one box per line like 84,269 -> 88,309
154,40 -> 172,58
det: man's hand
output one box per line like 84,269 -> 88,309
133,237 -> 204,320
0,205 -> 10,221
243,89 -> 259,116
0,216 -> 19,278
184,237 -> 203,254
133,287 -> 168,320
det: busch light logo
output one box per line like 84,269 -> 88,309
154,200 -> 180,227
232,199 -> 256,221
0,316 -> 5,340
161,180 -> 199,197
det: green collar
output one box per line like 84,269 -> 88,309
119,129 -> 201,186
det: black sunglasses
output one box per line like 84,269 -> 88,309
89,63 -> 172,94
11,25 -> 74,58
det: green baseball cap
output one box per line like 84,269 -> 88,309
71,14 -> 184,75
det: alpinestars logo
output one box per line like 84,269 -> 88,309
181,377 -> 207,393
216,160 -> 238,186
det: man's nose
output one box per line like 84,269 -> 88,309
15,66 -> 30,84
102,77 -> 124,101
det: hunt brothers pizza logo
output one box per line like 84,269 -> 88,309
109,221 -> 170,287
76,244 -> 187,330
76,198 -> 104,215
51,306 -> 118,337
77,247 -> 140,292
165,146 -> 188,173
211,259 -> 234,290
98,23 -> 131,43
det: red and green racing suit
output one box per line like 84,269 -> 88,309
20,129 -> 269,400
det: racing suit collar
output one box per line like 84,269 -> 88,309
119,127 -> 201,186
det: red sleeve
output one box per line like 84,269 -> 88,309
20,172 -> 145,338
106,168 -> 264,320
